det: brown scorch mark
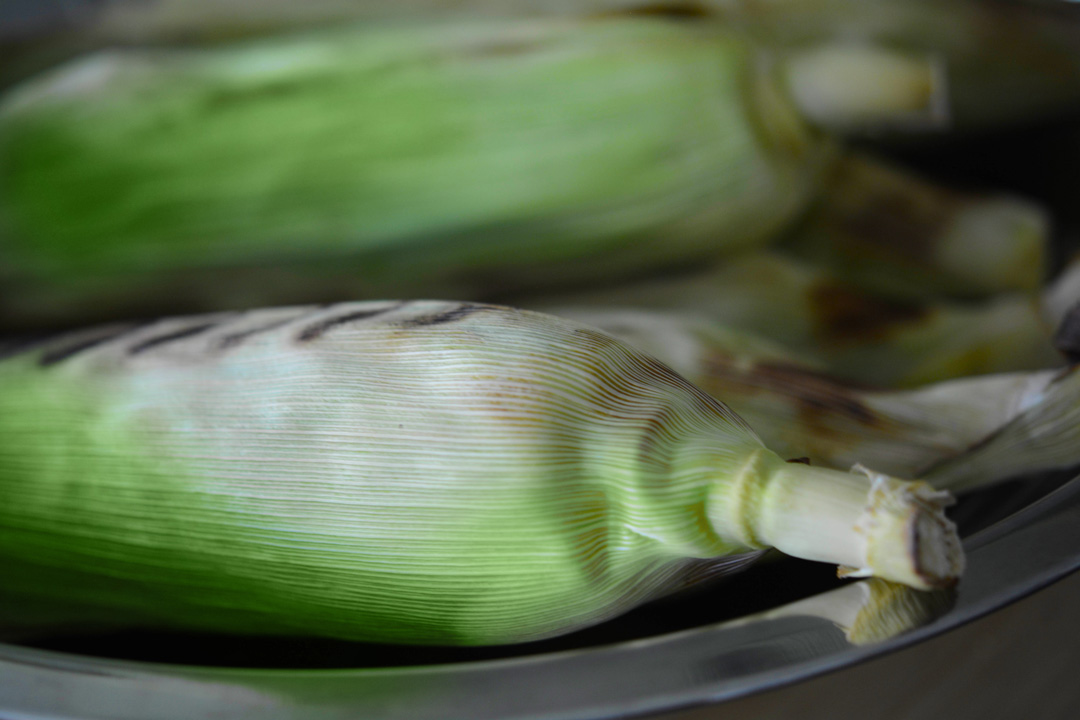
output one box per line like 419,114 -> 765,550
808,282 -> 929,345
128,321 -> 222,355
703,354 -> 884,432
821,159 -> 966,265
296,303 -> 404,342
216,317 -> 301,349
398,303 -> 497,329
595,2 -> 712,19
37,323 -> 151,366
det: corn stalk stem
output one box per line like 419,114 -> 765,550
709,449 -> 962,589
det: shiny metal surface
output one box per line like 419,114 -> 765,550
0,473 -> 1077,720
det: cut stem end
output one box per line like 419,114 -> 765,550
708,451 -> 964,590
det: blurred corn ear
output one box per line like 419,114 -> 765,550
0,14 -> 844,329
0,301 -> 963,643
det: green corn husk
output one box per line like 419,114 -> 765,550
0,14 -> 842,330
784,154 -> 1049,300
557,307 -> 1080,493
0,301 -> 962,645
528,250 -> 1064,388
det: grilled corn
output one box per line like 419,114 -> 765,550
0,301 -> 963,644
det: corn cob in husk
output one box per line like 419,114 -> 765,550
528,251 -> 1064,387
557,307 -> 1080,493
0,301 -> 962,645
0,14 -> 835,330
